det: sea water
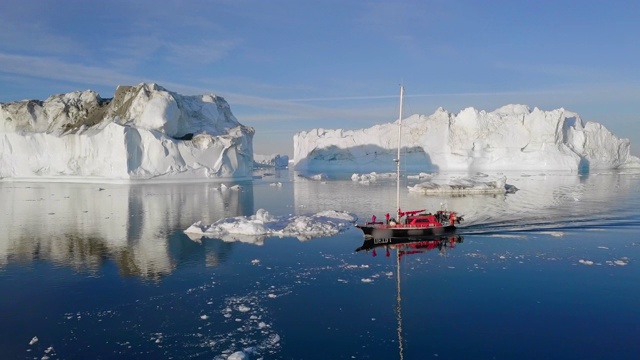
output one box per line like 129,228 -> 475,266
1,170 -> 639,359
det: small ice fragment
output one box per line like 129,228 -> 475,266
29,337 -> 38,345
200,315 -> 209,320
228,351 -> 248,360
579,259 -> 594,266
361,278 -> 373,283
251,259 -> 260,265
238,305 -> 251,312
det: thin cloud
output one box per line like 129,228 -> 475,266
165,39 -> 241,65
0,53 -> 141,88
0,17 -> 84,56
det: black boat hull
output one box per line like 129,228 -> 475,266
356,224 -> 457,239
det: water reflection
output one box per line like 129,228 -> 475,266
356,234 -> 465,360
355,234 -> 464,255
0,182 -> 254,279
293,171 -> 640,234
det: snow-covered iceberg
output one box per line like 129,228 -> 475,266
293,105 -> 640,172
0,83 -> 254,180
184,208 -> 357,244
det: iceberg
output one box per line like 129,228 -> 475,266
0,83 -> 254,180
293,105 -> 640,172
253,153 -> 289,169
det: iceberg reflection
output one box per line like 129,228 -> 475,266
0,182 -> 254,279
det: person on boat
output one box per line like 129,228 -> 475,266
449,212 -> 456,225
385,213 -> 390,224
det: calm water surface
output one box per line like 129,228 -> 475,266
1,170 -> 639,359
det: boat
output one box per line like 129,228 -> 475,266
355,85 -> 463,239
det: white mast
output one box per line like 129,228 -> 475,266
396,85 -> 404,219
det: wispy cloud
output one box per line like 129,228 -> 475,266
493,61 -> 617,81
0,53 -> 142,88
165,39 -> 241,65
0,17 -> 84,56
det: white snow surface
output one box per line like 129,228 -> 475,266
184,208 -> 357,243
0,83 -> 254,180
293,105 -> 640,172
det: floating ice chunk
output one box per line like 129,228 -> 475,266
361,278 -> 374,283
407,172 -> 432,180
251,259 -> 260,265
184,208 -> 358,243
268,334 -> 281,344
540,231 -> 564,237
408,175 -> 517,195
351,172 -> 395,183
613,259 -> 628,266
29,336 -> 38,345
238,305 -> 251,312
228,351 -> 248,360
579,259 -> 594,265
200,314 -> 209,320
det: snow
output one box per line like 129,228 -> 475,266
293,104 -> 640,172
184,209 -> 358,243
0,83 -> 254,180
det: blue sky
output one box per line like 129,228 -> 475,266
1,0 -> 639,156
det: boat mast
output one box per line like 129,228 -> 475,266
396,85 -> 404,219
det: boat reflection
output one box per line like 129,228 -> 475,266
356,234 -> 464,360
355,234 -> 464,255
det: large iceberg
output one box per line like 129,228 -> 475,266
293,105 -> 640,172
253,153 -> 289,169
0,83 -> 254,180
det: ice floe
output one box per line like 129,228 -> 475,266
184,209 -> 358,243
408,175 -> 517,195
